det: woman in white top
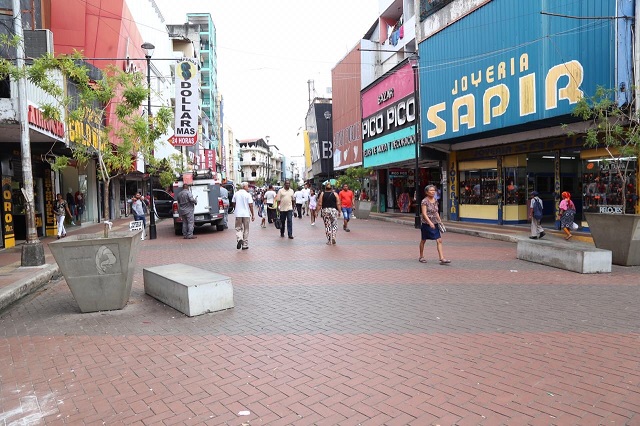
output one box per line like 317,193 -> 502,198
309,189 -> 318,225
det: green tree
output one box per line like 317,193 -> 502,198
569,86 -> 640,214
26,52 -> 173,221
336,166 -> 372,191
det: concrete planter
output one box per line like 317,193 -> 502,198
355,200 -> 372,219
49,231 -> 142,312
584,213 -> 640,266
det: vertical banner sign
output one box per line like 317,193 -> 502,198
171,58 -> 199,146
203,149 -> 216,171
44,171 -> 56,236
2,177 -> 15,248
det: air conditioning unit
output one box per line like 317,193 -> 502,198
24,29 -> 54,59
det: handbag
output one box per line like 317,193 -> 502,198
274,211 -> 282,229
437,222 -> 446,233
571,222 -> 579,230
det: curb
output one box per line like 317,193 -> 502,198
0,264 -> 60,312
368,214 -> 521,243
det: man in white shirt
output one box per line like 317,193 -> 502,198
231,182 -> 255,250
294,187 -> 305,219
276,180 -> 295,239
301,183 -> 311,216
264,184 -> 277,225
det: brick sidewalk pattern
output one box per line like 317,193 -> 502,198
0,216 -> 638,425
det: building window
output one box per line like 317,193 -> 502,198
583,158 -> 637,213
420,0 -> 455,21
459,170 -> 499,205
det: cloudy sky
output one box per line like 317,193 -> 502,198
154,0 -> 380,160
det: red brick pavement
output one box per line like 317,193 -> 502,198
0,216 -> 639,425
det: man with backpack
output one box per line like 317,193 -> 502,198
528,190 -> 546,239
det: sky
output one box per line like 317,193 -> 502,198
154,0 -> 380,161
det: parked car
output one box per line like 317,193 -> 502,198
152,189 -> 175,218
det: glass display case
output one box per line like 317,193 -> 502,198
582,159 -> 637,213
504,167 -> 526,205
459,169 -> 499,205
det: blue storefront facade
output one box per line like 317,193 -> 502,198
416,0 -> 637,225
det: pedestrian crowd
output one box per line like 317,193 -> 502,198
171,180 -> 454,265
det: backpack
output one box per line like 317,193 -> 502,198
532,197 -> 543,220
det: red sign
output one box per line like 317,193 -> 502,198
204,149 -> 216,170
168,134 -> 197,147
28,105 -> 65,138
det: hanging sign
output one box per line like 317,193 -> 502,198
171,58 -> 199,146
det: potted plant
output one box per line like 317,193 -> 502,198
569,86 -> 640,266
27,52 -> 173,311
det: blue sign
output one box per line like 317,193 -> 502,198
418,0 -> 619,143
362,126 -> 417,168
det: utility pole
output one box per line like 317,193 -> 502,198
13,0 -> 45,266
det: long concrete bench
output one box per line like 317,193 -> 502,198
143,263 -> 234,316
517,238 -> 611,274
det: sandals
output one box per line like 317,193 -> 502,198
418,257 -> 427,263
439,259 -> 451,265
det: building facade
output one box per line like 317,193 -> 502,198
416,0 -> 638,226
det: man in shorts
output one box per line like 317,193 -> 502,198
339,183 -> 355,232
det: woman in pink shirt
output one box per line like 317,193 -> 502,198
559,191 -> 576,240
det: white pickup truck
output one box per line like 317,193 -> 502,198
172,176 -> 226,236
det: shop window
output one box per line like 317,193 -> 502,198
459,169 -> 499,205
504,167 -> 526,205
583,159 -> 637,213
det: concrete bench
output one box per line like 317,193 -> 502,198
517,238 -> 611,274
143,263 -> 234,316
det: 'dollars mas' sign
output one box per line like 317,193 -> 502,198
170,58 -> 199,147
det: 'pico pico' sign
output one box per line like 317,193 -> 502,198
171,58 -> 199,146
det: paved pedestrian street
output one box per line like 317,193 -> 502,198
1,217 -> 638,425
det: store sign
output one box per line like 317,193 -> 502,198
362,126 -> 417,168
599,205 -> 623,214
203,149 -> 216,170
419,0 -> 617,143
68,110 -> 102,151
44,172 -> 56,236
172,58 -> 199,146
362,95 -> 417,141
2,177 -> 14,248
28,105 -> 65,139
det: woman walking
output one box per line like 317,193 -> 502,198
419,185 -> 450,264
559,191 -> 576,240
53,193 -> 73,239
316,183 -> 342,244
309,189 -> 317,225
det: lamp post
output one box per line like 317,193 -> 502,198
409,55 -> 421,229
324,110 -> 331,183
142,41 -> 157,239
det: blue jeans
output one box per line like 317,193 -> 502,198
279,210 -> 293,237
341,207 -> 353,221
134,214 -> 146,229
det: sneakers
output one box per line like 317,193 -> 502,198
288,235 -> 294,239
236,240 -> 243,249
345,228 -> 351,232
539,231 -> 546,239
529,236 -> 538,239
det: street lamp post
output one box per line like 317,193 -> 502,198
142,42 -> 157,239
409,55 -> 421,229
324,110 -> 331,183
